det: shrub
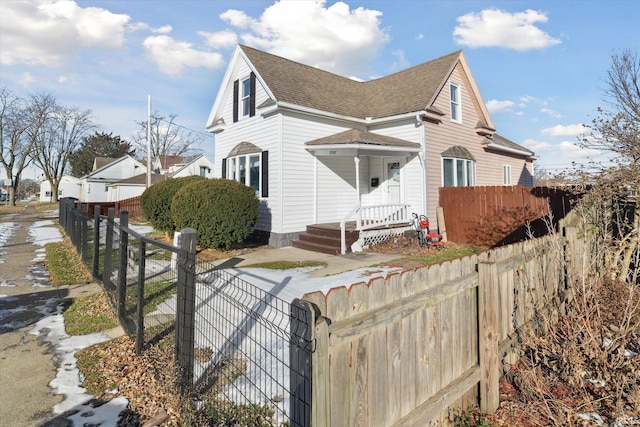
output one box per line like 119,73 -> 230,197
171,179 -> 259,250
140,176 -> 206,234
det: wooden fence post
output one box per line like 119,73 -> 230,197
175,228 -> 197,390
290,298 -> 320,427
92,206 -> 100,280
312,316 -> 330,426
103,208 -> 115,288
117,211 -> 129,320
562,226 -> 578,314
478,261 -> 499,413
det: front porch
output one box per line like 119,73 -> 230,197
291,206 -> 413,255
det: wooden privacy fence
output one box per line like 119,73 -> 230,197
439,185 -> 581,247
298,221 -> 581,426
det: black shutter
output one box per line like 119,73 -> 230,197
221,158 -> 227,178
232,79 -> 239,123
261,151 -> 268,198
249,72 -> 256,117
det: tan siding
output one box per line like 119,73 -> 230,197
424,63 -> 532,222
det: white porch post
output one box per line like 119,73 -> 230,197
355,154 -> 361,229
354,155 -> 360,198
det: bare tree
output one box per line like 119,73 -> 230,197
30,96 -> 95,202
0,88 -> 35,205
132,111 -> 202,169
577,49 -> 640,284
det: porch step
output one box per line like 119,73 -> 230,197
291,224 -> 359,255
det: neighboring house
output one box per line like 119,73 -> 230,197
166,154 -> 215,178
40,175 -> 81,202
205,45 -> 535,251
80,155 -> 147,202
107,155 -> 213,201
153,154 -> 185,175
107,173 -> 167,202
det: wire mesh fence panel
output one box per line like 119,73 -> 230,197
121,232 -> 179,347
190,261 -> 302,426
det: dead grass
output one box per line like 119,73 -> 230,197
476,276 -> 640,426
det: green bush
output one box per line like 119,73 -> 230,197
140,175 -> 206,233
171,179 -> 259,250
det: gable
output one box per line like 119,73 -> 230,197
207,46 -> 497,130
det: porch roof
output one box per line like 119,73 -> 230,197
305,129 -> 421,157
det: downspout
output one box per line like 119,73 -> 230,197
416,113 -> 428,215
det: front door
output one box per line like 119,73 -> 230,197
384,158 -> 403,204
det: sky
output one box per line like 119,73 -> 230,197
1,0 -> 638,182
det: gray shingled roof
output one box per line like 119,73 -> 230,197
305,129 -> 421,148
111,173 -> 168,186
93,157 -> 117,171
488,134 -> 534,155
240,45 -> 460,120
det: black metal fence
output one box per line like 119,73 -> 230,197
58,199 -> 315,426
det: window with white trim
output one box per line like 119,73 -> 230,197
225,153 -> 262,196
503,164 -> 512,185
241,77 -> 252,117
450,83 -> 461,123
442,157 -> 475,187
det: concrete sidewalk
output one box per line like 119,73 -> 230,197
208,246 -> 400,277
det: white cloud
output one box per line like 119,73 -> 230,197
558,141 -> 601,158
486,99 -> 515,114
416,33 -> 424,40
220,0 -> 389,76
220,9 -> 253,29
18,72 -> 36,88
541,124 -> 588,137
522,138 -> 552,152
199,30 -> 238,50
390,49 -> 410,71
143,35 -> 225,76
0,0 -> 130,66
453,9 -> 561,51
128,22 -> 172,34
540,107 -> 563,118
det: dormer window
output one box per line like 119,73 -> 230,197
450,83 -> 461,123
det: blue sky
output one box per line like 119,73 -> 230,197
1,0 -> 638,181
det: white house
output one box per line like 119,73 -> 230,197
169,154 -> 214,178
206,45 -> 535,252
40,175 -> 81,202
80,155 -> 146,203
106,155 -> 214,201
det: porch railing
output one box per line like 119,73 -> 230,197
340,203 -> 410,254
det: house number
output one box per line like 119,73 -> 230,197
329,150 -> 337,155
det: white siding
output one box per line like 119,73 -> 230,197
369,119 -> 425,216
280,112 -> 359,232
40,176 -> 81,202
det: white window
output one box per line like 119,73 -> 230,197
226,153 -> 262,195
241,77 -> 252,117
503,165 -> 512,185
442,157 -> 475,187
450,83 -> 461,123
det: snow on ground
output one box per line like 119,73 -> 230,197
28,219 -> 63,246
0,221 -> 17,267
149,263 -> 403,425
30,302 -> 128,426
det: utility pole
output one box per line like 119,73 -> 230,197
147,95 -> 151,188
